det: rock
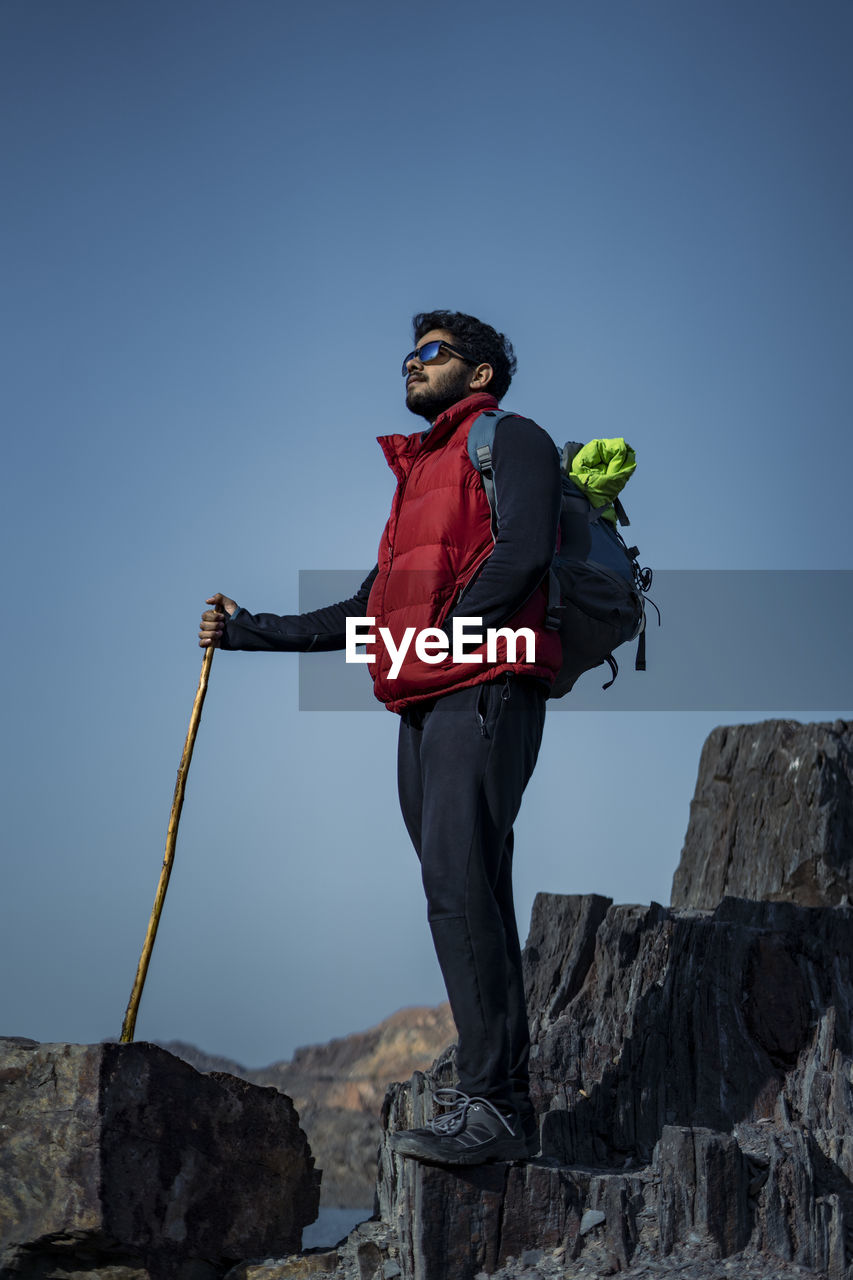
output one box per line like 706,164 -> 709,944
225,1256 -> 339,1279
329,1220 -> 395,1280
654,1126 -> 751,1258
375,889 -> 853,1278
744,1121 -> 853,1278
533,897 -> 848,1166
671,720 -> 853,909
521,894 -> 612,1042
378,1133 -> 581,1276
0,1039 -> 319,1278
377,1059 -> 642,1278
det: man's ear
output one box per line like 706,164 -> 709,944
469,362 -> 494,392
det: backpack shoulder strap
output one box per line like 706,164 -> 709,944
466,408 -> 518,471
467,409 -> 518,538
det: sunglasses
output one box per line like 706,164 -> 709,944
401,340 -> 477,377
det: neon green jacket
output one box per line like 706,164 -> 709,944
568,438 -> 636,524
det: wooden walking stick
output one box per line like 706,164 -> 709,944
120,604 -> 222,1043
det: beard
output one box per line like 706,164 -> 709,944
405,365 -> 474,422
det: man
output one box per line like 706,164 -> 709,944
199,311 -> 562,1165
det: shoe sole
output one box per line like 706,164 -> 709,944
388,1133 -> 528,1166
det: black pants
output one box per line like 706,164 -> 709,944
397,675 -> 547,1108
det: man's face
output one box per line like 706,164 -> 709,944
404,329 -> 481,423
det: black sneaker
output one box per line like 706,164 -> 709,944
387,1088 -> 528,1166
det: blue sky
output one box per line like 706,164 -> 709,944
2,0 -> 852,1067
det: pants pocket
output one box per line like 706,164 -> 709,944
475,678 -> 511,737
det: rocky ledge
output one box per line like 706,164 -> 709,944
375,891 -> 853,1279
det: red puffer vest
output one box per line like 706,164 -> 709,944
366,392 -> 562,712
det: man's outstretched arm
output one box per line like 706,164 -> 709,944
198,567 -> 378,653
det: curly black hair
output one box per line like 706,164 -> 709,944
412,310 -> 517,403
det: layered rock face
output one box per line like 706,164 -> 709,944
378,892 -> 853,1279
672,718 -> 853,909
0,1039 -> 319,1278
